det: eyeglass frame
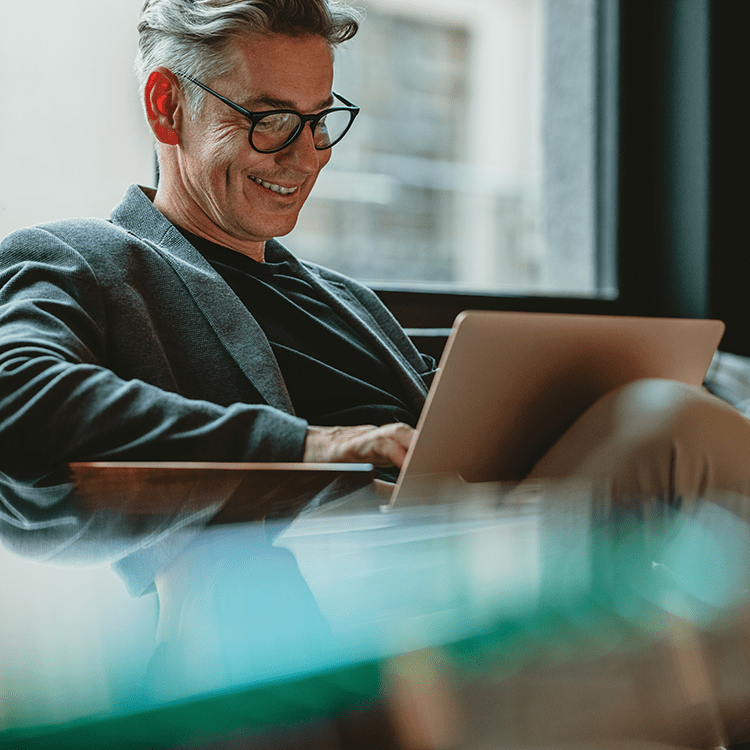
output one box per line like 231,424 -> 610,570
174,71 -> 360,154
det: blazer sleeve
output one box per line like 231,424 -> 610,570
0,227 -> 309,481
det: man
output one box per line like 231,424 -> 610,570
2,0 -> 750,596
0,0 -> 437,596
0,0 -> 423,481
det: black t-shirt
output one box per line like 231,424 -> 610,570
178,229 -> 420,430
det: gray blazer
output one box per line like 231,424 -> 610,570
0,185 -> 432,592
0,184 -> 432,477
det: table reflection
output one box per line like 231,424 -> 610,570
4,471 -> 750,749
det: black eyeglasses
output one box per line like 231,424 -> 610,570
175,71 -> 359,154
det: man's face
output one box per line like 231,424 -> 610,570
175,33 -> 335,246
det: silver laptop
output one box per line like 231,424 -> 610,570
387,311 -> 725,507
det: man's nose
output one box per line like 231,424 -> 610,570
275,124 -> 322,174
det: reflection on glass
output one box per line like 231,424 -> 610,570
4,472 -> 750,749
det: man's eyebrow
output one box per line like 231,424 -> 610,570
237,94 -> 335,112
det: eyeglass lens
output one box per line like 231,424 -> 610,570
251,109 -> 353,152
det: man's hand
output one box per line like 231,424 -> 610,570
303,423 -> 415,468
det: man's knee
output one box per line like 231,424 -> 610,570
530,378 -> 750,499
639,380 -> 750,497
599,378 -> 722,437
613,378 -> 750,460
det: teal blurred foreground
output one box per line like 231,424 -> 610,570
3,482 -> 750,749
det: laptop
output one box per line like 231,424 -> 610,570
386,311 -> 725,507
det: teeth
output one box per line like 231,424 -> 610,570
249,176 -> 297,195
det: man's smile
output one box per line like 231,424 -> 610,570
248,175 -> 299,196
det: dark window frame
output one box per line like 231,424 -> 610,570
707,0 -> 750,357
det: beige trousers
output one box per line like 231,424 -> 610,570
527,378 -> 750,504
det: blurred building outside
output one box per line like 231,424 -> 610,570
286,0 -> 599,295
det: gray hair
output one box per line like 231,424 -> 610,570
135,0 -> 362,116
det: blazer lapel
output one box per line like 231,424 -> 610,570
110,186 -> 295,413
265,240 -> 430,409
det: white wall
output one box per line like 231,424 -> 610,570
0,1 -> 157,730
0,0 -> 154,239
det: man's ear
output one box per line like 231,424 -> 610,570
145,69 -> 181,146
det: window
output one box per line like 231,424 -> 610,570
1,0 -> 605,305
285,0 -> 606,298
